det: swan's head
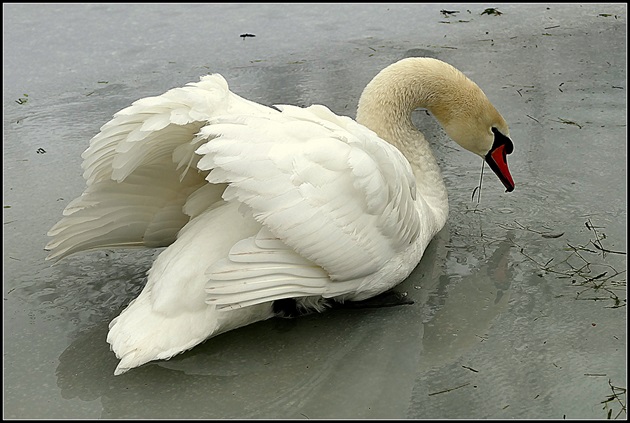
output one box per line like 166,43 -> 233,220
420,59 -> 515,192
438,99 -> 515,193
358,57 -> 515,192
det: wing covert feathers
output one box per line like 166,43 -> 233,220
196,104 -> 421,282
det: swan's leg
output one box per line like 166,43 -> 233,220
333,290 -> 414,309
272,290 -> 414,321
273,296 -> 331,318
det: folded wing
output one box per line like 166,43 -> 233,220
199,104 -> 422,308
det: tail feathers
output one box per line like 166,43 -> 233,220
107,289 -> 275,375
107,293 -> 218,375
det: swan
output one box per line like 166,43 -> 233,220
45,57 -> 515,375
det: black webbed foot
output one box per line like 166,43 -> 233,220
333,290 -> 414,309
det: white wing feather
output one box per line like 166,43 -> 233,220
198,104 -> 422,308
46,75 -> 276,261
47,75 -> 422,311
206,227 -> 331,310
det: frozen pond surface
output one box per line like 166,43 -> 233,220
3,3 -> 626,419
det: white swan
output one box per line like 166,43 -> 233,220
46,57 -> 515,375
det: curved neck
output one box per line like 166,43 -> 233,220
356,58 -> 455,227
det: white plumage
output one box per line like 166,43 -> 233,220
46,58 -> 515,375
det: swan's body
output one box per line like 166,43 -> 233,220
46,58 -> 514,375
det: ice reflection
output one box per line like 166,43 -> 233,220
421,233 -> 514,361
54,226 -> 518,419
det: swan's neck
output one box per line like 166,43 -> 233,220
356,58 -> 458,226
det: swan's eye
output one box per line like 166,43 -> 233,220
491,127 -> 514,154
